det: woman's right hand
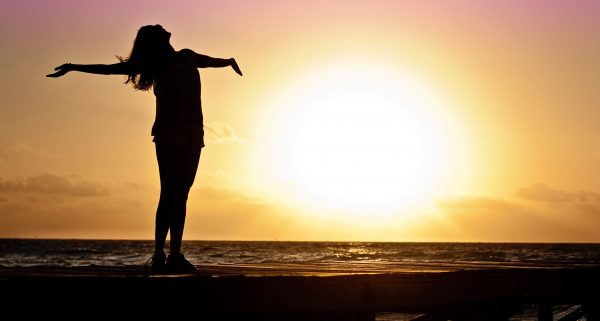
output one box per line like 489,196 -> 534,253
46,63 -> 72,78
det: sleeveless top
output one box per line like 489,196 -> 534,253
151,50 -> 204,149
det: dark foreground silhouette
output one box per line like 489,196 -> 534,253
47,24 -> 242,271
3,265 -> 600,320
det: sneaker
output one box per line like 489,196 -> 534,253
149,252 -> 166,272
166,253 -> 196,272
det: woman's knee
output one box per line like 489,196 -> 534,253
159,188 -> 188,203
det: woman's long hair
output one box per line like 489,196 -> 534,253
119,25 -> 172,91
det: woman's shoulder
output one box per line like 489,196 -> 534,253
177,48 -> 198,58
174,49 -> 201,64
165,49 -> 194,67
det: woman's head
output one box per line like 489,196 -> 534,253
121,24 -> 174,90
135,25 -> 171,50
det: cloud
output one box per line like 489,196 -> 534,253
0,175 -> 157,238
192,183 -> 273,216
182,181 -> 299,240
438,184 -> 600,216
517,183 -> 600,213
204,122 -> 247,144
436,196 -> 513,211
0,169 -> 296,239
0,194 -> 153,239
0,173 -> 109,197
0,144 -> 70,164
516,183 -> 573,203
433,190 -> 600,242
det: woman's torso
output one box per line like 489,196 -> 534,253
151,50 -> 204,148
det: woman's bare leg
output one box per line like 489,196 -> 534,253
155,142 -> 201,256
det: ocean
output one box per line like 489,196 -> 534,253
1,239 -> 599,269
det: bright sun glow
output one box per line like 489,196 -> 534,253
263,60 -> 462,216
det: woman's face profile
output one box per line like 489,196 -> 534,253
154,24 -> 171,42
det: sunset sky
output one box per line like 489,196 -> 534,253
1,0 -> 599,242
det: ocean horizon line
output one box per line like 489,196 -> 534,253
1,237 -> 599,245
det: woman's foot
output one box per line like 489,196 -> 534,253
150,252 -> 167,271
166,253 -> 196,272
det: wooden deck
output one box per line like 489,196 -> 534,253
1,264 -> 599,320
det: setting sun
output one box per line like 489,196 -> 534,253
262,61 -> 463,215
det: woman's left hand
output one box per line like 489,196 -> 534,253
230,59 -> 243,76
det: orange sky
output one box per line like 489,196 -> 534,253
1,0 -> 599,241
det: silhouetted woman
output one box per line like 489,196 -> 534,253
47,25 -> 243,271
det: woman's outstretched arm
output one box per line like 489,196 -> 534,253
181,49 -> 243,76
46,62 -> 133,78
